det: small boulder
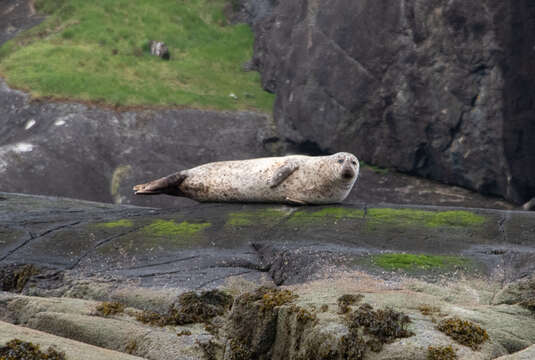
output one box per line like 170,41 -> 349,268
149,41 -> 170,60
522,198 -> 535,211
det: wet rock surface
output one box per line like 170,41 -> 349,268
0,0 -> 44,47
2,192 -> 534,289
252,0 -> 535,204
0,76 -> 517,211
1,193 -> 535,359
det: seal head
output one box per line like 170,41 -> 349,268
332,152 -> 359,183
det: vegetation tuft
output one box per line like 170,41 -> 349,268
0,264 -> 40,293
419,304 -> 441,316
347,303 -> 413,348
258,287 -> 298,311
437,318 -> 488,350
0,339 -> 66,360
520,299 -> 535,311
95,301 -> 125,316
427,345 -> 457,360
0,0 -> 274,111
337,294 -> 363,314
136,289 -> 233,327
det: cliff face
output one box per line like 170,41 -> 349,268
253,0 -> 535,204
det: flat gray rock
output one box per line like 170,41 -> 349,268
1,192 -> 534,290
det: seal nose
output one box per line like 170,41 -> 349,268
341,167 -> 355,180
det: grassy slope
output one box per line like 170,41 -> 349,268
0,0 -> 274,112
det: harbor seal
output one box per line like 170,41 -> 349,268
133,152 -> 359,204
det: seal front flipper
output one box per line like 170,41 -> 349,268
285,197 -> 307,205
133,172 -> 186,196
269,161 -> 299,188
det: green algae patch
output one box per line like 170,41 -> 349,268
287,207 -> 364,225
371,254 -> 469,271
226,208 -> 288,227
143,219 -> 211,237
96,219 -> 134,228
366,208 -> 486,229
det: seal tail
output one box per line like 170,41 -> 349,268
133,172 -> 186,196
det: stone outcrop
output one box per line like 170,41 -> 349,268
0,77 -> 517,209
252,0 -> 535,204
1,193 -> 535,359
149,41 -> 170,60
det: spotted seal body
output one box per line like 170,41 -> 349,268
133,152 -> 359,204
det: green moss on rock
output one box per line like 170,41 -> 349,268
226,208 -> 287,227
142,219 -> 211,237
437,318 -> 489,350
288,207 -> 364,225
371,253 -> 469,271
366,208 -> 485,229
96,219 -> 133,228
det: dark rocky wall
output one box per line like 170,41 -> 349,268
501,0 -> 535,204
253,0 -> 535,204
0,79 -> 276,208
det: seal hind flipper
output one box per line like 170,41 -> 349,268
269,161 -> 299,188
133,172 -> 186,196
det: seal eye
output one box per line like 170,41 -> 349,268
337,159 -> 343,164
351,161 -> 357,165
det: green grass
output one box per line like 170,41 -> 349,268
361,161 -> 389,175
371,253 -> 469,271
0,0 -> 274,111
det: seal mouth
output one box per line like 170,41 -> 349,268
341,169 -> 355,180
